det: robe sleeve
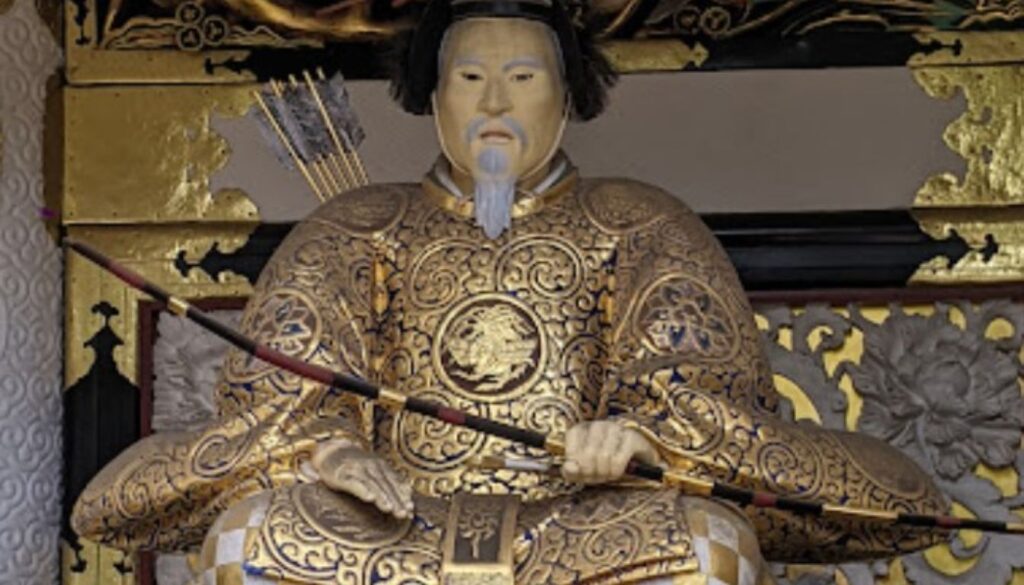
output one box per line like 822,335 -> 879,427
71,196 -> 385,552
598,181 -> 948,563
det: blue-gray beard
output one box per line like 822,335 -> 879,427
473,147 -> 516,239
474,176 -> 516,240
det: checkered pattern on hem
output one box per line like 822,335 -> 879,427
683,498 -> 774,585
192,492 -> 279,585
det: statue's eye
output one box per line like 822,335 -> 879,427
460,71 -> 483,82
511,72 -> 534,83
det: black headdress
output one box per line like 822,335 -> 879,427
390,0 -> 617,121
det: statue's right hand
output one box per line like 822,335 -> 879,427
312,440 -> 414,519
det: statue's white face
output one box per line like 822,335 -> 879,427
434,17 -> 566,185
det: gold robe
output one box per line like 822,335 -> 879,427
72,165 -> 946,583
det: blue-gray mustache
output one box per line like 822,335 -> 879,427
465,116 -> 528,147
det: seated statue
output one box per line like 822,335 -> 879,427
72,1 -> 949,583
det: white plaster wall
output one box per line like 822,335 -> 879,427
0,0 -> 63,583
214,67 -> 965,221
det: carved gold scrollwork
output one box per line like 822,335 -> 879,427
170,2 -> 228,52
910,32 -> 1024,67
599,40 -> 709,72
95,0 -> 318,52
62,540 -> 135,585
63,85 -> 260,224
911,43 -> 1024,283
913,65 -> 1024,208
65,225 -> 253,387
912,208 -> 1024,284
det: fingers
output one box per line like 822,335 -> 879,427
334,462 -> 413,519
563,422 -> 622,483
562,424 -> 586,481
312,441 -> 353,478
371,460 -> 415,519
331,470 -> 376,505
316,448 -> 415,519
364,462 -> 400,515
327,467 -> 385,512
562,422 -> 660,484
628,429 -> 662,466
380,461 -> 414,514
592,424 -> 626,480
608,436 -> 634,480
582,423 -> 609,479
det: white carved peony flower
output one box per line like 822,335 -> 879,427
152,311 -> 241,433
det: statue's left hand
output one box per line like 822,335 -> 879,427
561,421 -> 661,484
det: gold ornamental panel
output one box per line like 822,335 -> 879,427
910,43 -> 1024,283
64,0 -> 274,84
65,44 -> 255,86
913,64 -> 1024,209
600,39 -> 709,72
61,540 -> 134,585
64,224 -> 253,387
910,32 -> 1024,67
912,208 -> 1024,284
63,85 -> 259,225
63,223 -> 254,585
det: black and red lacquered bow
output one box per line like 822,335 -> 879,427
65,238 -> 1024,536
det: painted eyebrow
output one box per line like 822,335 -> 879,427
452,56 -> 483,67
503,57 -> 543,71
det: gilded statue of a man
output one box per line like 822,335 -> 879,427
73,1 -> 948,583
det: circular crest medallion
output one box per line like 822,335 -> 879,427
433,294 -> 546,402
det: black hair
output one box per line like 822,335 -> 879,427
389,0 -> 617,121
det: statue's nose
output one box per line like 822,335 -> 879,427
479,78 -> 512,116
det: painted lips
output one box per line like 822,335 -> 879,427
479,128 -> 515,143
